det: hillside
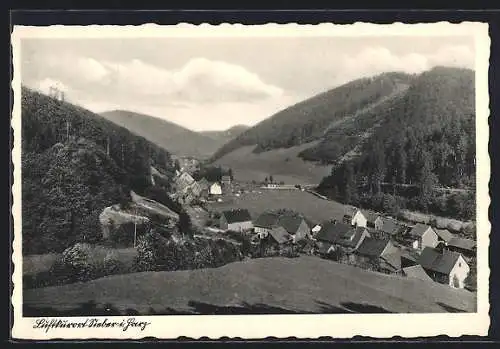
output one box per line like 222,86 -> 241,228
201,124 -> 250,144
212,72 -> 413,161
318,67 -> 476,219
24,256 -> 476,315
100,110 -> 221,159
21,87 -> 176,254
210,72 -> 412,183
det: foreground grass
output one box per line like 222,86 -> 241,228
24,255 -> 475,316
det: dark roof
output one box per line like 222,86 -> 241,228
222,209 -> 252,224
356,238 -> 391,258
315,222 -> 352,244
336,227 -> 368,249
409,223 -> 434,238
418,247 -> 463,275
380,218 -> 403,235
278,216 -> 307,235
447,237 -> 476,251
435,228 -> 454,242
403,265 -> 433,281
268,226 -> 291,244
197,178 -> 209,189
363,210 -> 381,224
253,212 -> 279,228
381,252 -> 402,270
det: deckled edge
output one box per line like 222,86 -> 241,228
10,21 -> 492,340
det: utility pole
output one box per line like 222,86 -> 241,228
133,206 -> 138,248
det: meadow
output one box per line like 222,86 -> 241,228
23,255 -> 476,316
207,189 -> 350,224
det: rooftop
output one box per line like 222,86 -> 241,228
222,208 -> 252,224
418,247 -> 463,275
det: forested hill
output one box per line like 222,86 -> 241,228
318,67 -> 475,220
211,72 -> 414,161
21,87 -> 176,254
100,110 -> 221,159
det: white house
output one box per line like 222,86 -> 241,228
418,247 -> 470,289
343,208 -> 367,228
408,224 -> 439,250
209,182 -> 222,195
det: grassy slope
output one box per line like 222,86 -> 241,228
24,256 -> 475,314
212,142 -> 332,185
200,125 -> 250,144
207,190 -> 352,224
100,110 -> 220,159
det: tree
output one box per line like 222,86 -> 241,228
177,209 -> 193,237
228,168 -> 234,181
269,175 -> 274,184
418,150 -> 437,211
344,162 -> 356,204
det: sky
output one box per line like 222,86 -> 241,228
21,36 -> 475,131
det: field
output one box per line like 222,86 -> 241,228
23,246 -> 138,278
207,189 -> 350,224
23,255 -> 476,315
212,142 -> 332,185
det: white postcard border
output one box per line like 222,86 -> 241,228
11,22 -> 491,340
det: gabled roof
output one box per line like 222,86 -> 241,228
381,252 -> 402,270
197,178 -> 209,189
356,238 -> 391,258
253,212 -> 279,228
336,227 -> 367,249
363,210 -> 381,224
403,265 -> 433,282
380,218 -> 403,235
222,209 -> 252,224
315,222 -> 352,244
435,228 -> 454,242
409,223 -> 434,238
278,216 -> 307,235
447,237 -> 476,252
418,247 -> 463,275
268,226 -> 292,244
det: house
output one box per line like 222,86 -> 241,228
315,222 -> 352,246
268,226 -> 292,245
219,209 -> 253,232
378,218 -> 404,236
198,178 -> 210,197
277,216 -> 310,243
355,237 -> 400,273
418,247 -> 470,288
363,210 -> 382,229
221,175 -> 232,193
253,212 -> 280,238
343,208 -> 367,228
408,224 -> 439,250
402,265 -> 434,282
435,228 -> 454,244
174,171 -> 196,191
334,226 -> 370,252
209,182 -> 222,196
445,237 -> 476,258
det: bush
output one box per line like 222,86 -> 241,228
61,243 -> 94,282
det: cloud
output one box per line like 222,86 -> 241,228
334,44 -> 474,86
35,55 -> 283,104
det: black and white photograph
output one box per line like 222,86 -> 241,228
11,22 -> 490,339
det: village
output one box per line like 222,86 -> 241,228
166,158 -> 477,292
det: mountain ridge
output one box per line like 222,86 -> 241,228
100,110 -> 221,159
